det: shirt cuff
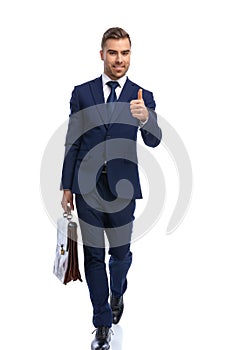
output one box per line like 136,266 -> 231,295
139,118 -> 149,128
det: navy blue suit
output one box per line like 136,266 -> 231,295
61,76 -> 162,327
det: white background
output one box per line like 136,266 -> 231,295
1,0 -> 233,349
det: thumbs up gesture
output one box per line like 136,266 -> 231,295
130,89 -> 149,122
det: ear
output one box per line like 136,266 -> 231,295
100,50 -> 104,61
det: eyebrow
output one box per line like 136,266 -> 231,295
107,49 -> 131,53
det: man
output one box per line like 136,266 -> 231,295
61,27 -> 162,350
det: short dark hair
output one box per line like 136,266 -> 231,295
101,27 -> 131,49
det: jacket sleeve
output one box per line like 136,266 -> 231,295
140,90 -> 162,147
60,87 -> 83,190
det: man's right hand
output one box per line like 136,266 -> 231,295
61,190 -> 74,212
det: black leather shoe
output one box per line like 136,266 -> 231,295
91,326 -> 111,350
110,295 -> 124,324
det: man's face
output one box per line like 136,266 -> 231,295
100,38 -> 131,80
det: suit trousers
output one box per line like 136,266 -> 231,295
75,172 -> 135,327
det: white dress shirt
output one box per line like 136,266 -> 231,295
102,73 -> 127,102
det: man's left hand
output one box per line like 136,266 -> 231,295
130,89 -> 149,122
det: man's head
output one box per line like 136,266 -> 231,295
100,27 -> 131,80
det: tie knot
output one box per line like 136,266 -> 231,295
106,81 -> 119,90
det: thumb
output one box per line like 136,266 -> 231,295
138,88 -> 143,100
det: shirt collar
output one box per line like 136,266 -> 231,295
102,73 -> 127,88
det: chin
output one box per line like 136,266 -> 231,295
113,72 -> 125,79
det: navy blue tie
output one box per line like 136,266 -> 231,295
106,81 -> 119,103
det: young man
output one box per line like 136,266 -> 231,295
61,27 -> 162,350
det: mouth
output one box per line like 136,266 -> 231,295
113,66 -> 124,71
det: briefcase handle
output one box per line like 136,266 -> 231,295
63,206 -> 72,221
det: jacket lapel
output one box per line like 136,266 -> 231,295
90,76 -> 104,105
89,77 -> 109,127
118,78 -> 137,103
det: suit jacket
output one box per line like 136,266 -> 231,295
61,76 -> 162,199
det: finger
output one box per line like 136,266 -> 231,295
61,196 -> 68,212
138,89 -> 143,100
61,202 -> 67,212
67,196 -> 74,211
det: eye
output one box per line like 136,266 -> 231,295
122,51 -> 130,56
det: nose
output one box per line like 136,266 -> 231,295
116,53 -> 123,63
